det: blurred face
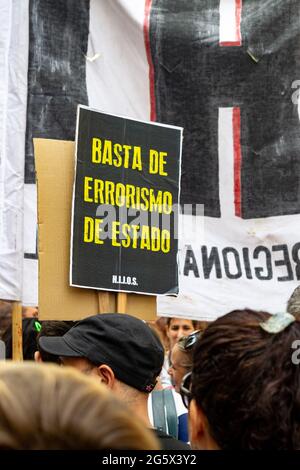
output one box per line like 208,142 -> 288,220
168,344 -> 191,393
22,306 -> 38,318
166,318 -> 194,350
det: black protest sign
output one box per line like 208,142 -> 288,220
70,106 -> 182,295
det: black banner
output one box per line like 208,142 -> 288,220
149,0 -> 300,219
25,0 -> 90,184
71,106 -> 182,295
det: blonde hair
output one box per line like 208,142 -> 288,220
0,362 -> 159,450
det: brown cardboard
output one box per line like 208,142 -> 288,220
34,138 -> 156,321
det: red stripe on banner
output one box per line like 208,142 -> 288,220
220,0 -> 242,47
143,0 -> 156,121
233,107 -> 242,217
235,0 -> 242,45
220,41 -> 241,47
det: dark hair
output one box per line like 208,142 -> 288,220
3,318 -> 40,360
0,302 -> 12,339
191,308 -> 300,450
37,321 -> 75,363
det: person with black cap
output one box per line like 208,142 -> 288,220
39,313 -> 190,450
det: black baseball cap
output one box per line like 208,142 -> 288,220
39,313 -> 164,393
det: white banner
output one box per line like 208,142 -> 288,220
0,0 -> 29,301
86,1 -> 300,320
1,0 -> 299,321
158,108 -> 300,320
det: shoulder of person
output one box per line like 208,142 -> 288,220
153,428 -> 191,450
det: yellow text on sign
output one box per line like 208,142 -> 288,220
149,149 -> 168,176
83,217 -> 104,245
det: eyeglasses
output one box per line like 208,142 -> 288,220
178,330 -> 202,351
180,371 -> 192,409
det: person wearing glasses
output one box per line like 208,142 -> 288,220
160,317 -> 198,388
156,330 -> 201,444
180,308 -> 300,450
168,330 -> 201,393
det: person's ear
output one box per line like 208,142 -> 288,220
34,350 -> 42,363
96,364 -> 115,389
189,399 -> 218,450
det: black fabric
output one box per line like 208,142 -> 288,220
25,0 -> 90,184
39,313 -> 164,393
149,0 -> 300,218
153,428 -> 190,450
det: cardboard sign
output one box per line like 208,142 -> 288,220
70,106 -> 183,295
34,138 -> 156,321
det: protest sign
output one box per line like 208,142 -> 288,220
70,106 -> 183,295
2,1 -> 299,321
34,138 -> 156,321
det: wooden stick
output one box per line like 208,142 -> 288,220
97,291 -> 110,313
12,301 -> 23,361
117,292 -> 127,314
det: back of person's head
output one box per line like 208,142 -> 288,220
39,313 -> 164,393
36,320 -> 75,363
147,320 -> 168,352
22,306 -> 38,318
0,301 -> 12,339
189,308 -> 300,450
3,318 -> 40,360
0,362 -> 159,450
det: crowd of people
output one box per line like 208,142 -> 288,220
0,286 -> 300,450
